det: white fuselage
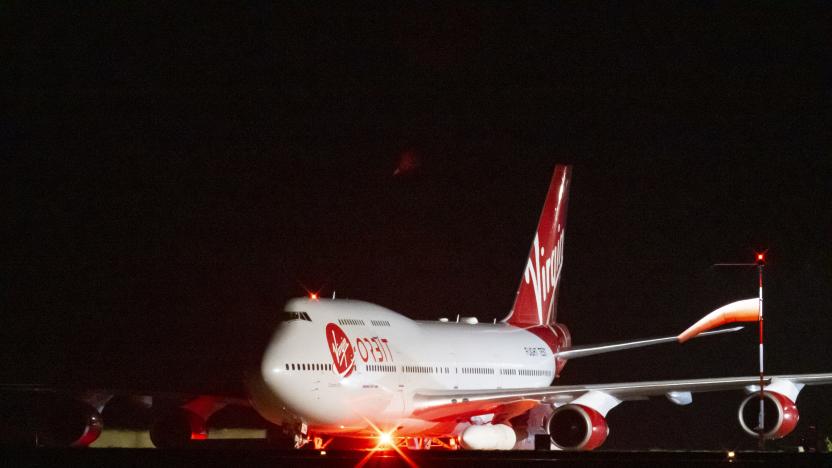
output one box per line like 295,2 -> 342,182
249,298 -> 556,436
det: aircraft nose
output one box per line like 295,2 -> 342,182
246,330 -> 299,425
260,325 -> 299,402
262,335 -> 289,383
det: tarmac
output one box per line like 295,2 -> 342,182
3,448 -> 831,468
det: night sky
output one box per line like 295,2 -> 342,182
3,3 -> 831,449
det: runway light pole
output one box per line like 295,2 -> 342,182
755,253 -> 765,450
713,251 -> 766,450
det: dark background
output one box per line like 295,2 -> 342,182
3,3 -> 831,449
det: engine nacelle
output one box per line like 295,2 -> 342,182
738,391 -> 799,440
459,424 -> 517,450
36,398 -> 103,447
547,404 -> 608,451
150,408 -> 207,448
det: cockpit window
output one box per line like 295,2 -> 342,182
281,311 -> 312,322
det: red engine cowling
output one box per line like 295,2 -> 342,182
738,391 -> 799,440
547,404 -> 608,450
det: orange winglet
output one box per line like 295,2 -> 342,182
677,298 -> 759,343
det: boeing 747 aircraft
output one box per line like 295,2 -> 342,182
5,165 -> 831,450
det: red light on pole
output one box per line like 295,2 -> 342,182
755,253 -> 765,265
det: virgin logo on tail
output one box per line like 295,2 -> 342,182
505,165 -> 571,327
325,323 -> 355,378
524,230 -> 565,324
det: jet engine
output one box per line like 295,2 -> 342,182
35,398 -> 103,447
0,395 -> 104,447
459,424 -> 517,450
547,404 -> 608,450
150,408 -> 208,448
738,391 -> 799,440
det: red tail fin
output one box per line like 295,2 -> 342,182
504,165 -> 571,327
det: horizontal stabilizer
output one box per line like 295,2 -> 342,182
554,326 -> 743,360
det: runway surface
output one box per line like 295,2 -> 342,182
3,448 -> 830,467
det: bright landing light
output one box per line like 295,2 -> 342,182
377,432 -> 394,446
357,425 -> 417,468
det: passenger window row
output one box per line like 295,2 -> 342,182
286,363 -> 332,371
338,318 -> 366,326
282,362 -> 551,376
367,364 -> 396,372
370,320 -> 391,326
403,365 -> 451,374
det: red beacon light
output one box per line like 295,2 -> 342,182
755,253 -> 766,265
309,292 -> 318,300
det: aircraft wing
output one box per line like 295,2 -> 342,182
411,373 -> 832,421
